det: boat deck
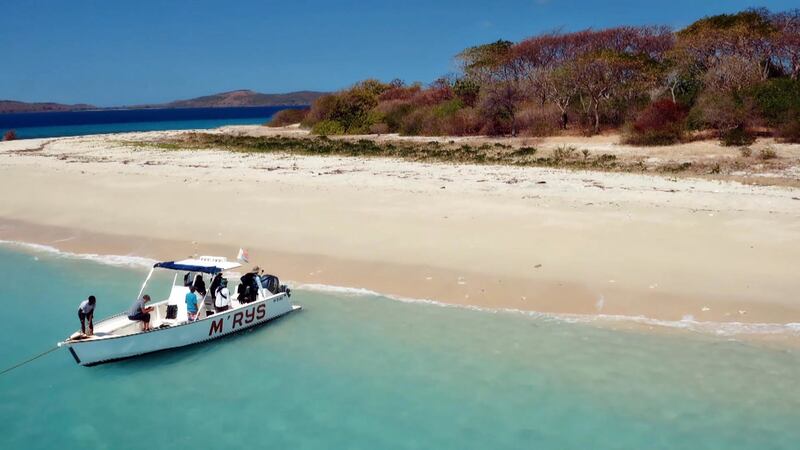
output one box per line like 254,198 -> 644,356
68,285 -> 258,342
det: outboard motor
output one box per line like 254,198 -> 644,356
260,274 -> 291,297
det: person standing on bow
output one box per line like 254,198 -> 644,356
77,295 -> 97,336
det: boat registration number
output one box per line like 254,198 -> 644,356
208,303 -> 267,336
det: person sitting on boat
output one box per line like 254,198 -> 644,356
77,295 -> 97,336
128,295 -> 153,331
183,272 -> 194,287
186,286 -> 199,321
193,273 -> 207,298
214,279 -> 231,312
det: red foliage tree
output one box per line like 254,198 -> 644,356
411,78 -> 454,106
625,99 -> 688,145
632,99 -> 687,133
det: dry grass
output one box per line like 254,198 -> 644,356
128,129 -> 800,187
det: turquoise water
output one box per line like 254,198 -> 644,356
10,117 -> 269,139
0,106 -> 296,139
0,245 -> 798,449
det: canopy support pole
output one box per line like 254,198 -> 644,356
137,267 -> 155,300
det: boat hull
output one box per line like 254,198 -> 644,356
63,293 -> 299,366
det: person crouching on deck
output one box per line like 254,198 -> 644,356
128,295 -> 153,331
186,286 -> 199,321
77,295 -> 96,336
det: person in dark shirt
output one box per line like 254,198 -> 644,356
193,274 -> 207,298
239,266 -> 261,303
77,295 -> 97,336
209,273 -> 223,302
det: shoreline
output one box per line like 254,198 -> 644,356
1,128 -> 799,340
2,230 -> 798,344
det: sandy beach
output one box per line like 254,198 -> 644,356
1,126 -> 799,333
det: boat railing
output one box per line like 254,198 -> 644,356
195,295 -> 207,321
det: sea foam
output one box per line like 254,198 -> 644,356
0,239 -> 155,268
295,282 -> 800,338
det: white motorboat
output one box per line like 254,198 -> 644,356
59,255 -> 301,366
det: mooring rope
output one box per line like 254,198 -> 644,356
0,346 -> 60,377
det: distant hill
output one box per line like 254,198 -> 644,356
1,90 -> 326,114
157,90 -> 326,108
0,100 -> 95,114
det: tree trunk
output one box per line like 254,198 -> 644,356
593,104 -> 601,134
511,114 -> 517,137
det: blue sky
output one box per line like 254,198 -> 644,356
2,0 -> 797,106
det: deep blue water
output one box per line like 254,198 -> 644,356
0,244 -> 798,449
0,106 -> 302,139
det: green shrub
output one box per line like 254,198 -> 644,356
433,99 -> 464,118
751,79 -> 800,126
302,94 -> 339,127
776,114 -> 800,143
376,100 -> 414,133
685,106 -> 706,131
453,78 -> 480,107
552,145 -> 577,161
511,147 -> 537,157
311,120 -> 345,136
369,123 -> 390,134
399,107 -> 437,135
624,129 -> 684,146
721,125 -> 755,147
302,79 -> 391,133
694,92 -> 753,134
758,147 -> 778,160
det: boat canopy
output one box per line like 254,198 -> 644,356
153,256 -> 242,274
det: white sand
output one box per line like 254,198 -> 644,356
1,128 -> 799,330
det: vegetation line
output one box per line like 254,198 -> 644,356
268,8 -> 800,146
128,133 -> 791,183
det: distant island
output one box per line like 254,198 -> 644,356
0,100 -> 96,114
0,90 -> 326,114
137,90 -> 326,109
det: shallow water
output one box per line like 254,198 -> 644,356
0,106 -> 295,139
0,246 -> 798,449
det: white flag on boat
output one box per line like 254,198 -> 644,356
237,248 -> 249,263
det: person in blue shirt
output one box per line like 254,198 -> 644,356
186,286 -> 199,322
